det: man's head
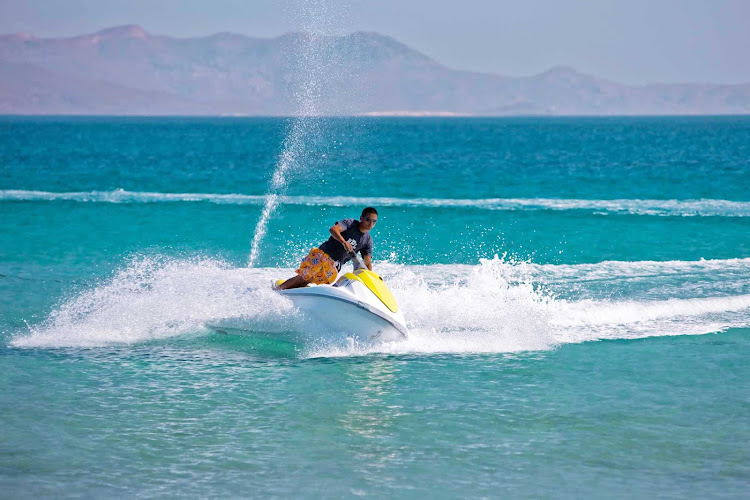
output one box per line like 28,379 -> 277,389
359,207 -> 378,231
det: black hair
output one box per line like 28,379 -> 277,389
361,207 -> 378,217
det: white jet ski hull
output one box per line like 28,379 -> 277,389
209,270 -> 408,346
280,286 -> 408,344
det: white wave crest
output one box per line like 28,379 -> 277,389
2,189 -> 749,217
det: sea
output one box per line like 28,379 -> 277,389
1,115 -> 749,498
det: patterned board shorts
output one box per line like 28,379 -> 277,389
296,248 -> 338,285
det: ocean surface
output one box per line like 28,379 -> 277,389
1,116 -> 749,498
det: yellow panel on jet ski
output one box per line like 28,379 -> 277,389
343,269 -> 399,313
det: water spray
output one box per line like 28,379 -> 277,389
248,1 -> 347,267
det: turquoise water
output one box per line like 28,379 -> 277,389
1,116 -> 749,497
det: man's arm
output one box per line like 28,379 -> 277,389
329,224 -> 353,253
362,254 -> 373,271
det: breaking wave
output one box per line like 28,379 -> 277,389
2,189 -> 749,216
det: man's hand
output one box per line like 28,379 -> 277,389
330,224 -> 353,253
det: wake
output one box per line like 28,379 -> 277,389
10,255 -> 750,355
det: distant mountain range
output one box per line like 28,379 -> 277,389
1,25 -> 749,116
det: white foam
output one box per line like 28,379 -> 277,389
532,256 -> 750,276
0,189 -> 267,204
313,258 -> 750,357
526,257 -> 750,297
10,256 -> 750,354
3,189 -> 748,217
10,257 -> 298,348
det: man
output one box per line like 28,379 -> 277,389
277,207 -> 378,290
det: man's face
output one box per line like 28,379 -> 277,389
360,214 -> 378,231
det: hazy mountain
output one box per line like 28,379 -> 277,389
1,25 -> 748,115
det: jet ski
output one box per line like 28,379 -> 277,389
277,269 -> 408,343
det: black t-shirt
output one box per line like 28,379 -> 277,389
318,218 -> 373,270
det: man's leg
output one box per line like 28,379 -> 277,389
278,274 -> 309,290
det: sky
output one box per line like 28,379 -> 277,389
1,0 -> 749,85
